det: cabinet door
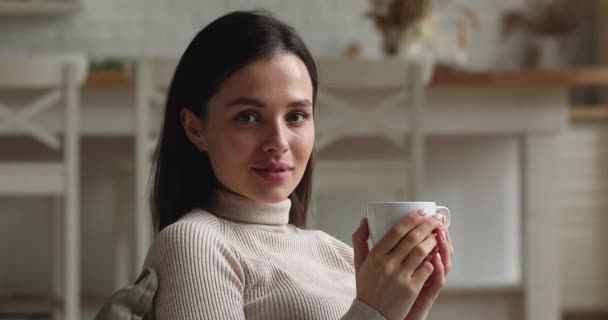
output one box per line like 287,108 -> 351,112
311,136 -> 523,289
559,124 -> 608,311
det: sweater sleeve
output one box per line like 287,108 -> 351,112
322,233 -> 387,320
144,221 -> 246,320
341,299 -> 387,320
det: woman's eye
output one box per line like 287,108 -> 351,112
235,112 -> 257,123
288,112 -> 310,122
235,111 -> 310,124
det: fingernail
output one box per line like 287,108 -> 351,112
417,209 -> 426,216
442,215 -> 446,225
441,230 -> 446,240
437,253 -> 442,261
360,217 -> 368,228
433,213 -> 443,221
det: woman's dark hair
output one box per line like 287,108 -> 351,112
151,10 -> 318,233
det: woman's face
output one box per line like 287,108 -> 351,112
186,53 -> 315,203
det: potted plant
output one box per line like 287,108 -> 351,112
501,0 -> 588,68
366,0 -> 482,84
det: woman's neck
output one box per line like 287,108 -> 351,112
206,189 -> 292,226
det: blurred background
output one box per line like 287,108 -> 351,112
0,0 -> 606,319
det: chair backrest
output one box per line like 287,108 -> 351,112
135,58 -> 178,153
0,53 -> 88,153
0,53 -> 88,88
133,58 -> 178,279
318,58 -> 417,91
312,58 -> 427,202
314,58 -> 425,152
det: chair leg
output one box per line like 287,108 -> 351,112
112,163 -> 132,288
134,155 -> 153,279
135,62 -> 155,278
51,196 -> 64,320
64,188 -> 80,320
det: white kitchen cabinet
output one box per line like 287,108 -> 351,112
559,123 -> 608,313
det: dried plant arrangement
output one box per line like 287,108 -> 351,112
366,0 -> 482,58
502,0 -> 587,38
501,0 -> 590,67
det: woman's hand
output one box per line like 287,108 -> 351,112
352,211 -> 443,320
404,219 -> 453,320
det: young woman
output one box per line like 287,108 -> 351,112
144,10 -> 453,320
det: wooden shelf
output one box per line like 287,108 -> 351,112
0,292 -> 106,314
85,70 -> 131,87
563,310 -> 608,320
570,106 -> 608,121
431,65 -> 608,87
85,65 -> 608,88
82,69 -> 608,123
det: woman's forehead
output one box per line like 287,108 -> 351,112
211,53 -> 313,105
223,54 -> 310,88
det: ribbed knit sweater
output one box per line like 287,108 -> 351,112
143,190 -> 386,320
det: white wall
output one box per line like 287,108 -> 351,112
0,0 -> 530,69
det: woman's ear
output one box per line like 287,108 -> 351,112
180,108 -> 207,152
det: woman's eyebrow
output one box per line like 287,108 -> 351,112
227,97 -> 312,108
287,99 -> 313,108
227,97 -> 265,108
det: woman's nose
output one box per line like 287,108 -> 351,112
262,121 -> 289,154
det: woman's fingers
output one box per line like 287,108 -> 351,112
353,214 -> 449,320
352,217 -> 370,275
427,253 -> 446,291
441,216 -> 454,255
389,217 -> 442,263
447,226 -> 454,256
438,226 -> 452,274
411,259 -> 435,286
371,210 -> 428,256
400,233 -> 438,273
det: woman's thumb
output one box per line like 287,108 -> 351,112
352,217 -> 370,275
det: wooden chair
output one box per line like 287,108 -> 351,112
112,58 -> 177,286
309,59 -> 427,241
0,53 -> 88,320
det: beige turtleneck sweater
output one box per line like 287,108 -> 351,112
143,190 -> 386,320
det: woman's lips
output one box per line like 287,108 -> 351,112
252,168 -> 292,183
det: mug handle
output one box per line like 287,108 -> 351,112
436,206 -> 450,228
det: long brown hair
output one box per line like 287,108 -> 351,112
150,10 -> 318,233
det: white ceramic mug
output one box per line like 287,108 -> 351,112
366,202 -> 450,245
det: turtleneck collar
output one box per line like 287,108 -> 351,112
206,189 -> 292,226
